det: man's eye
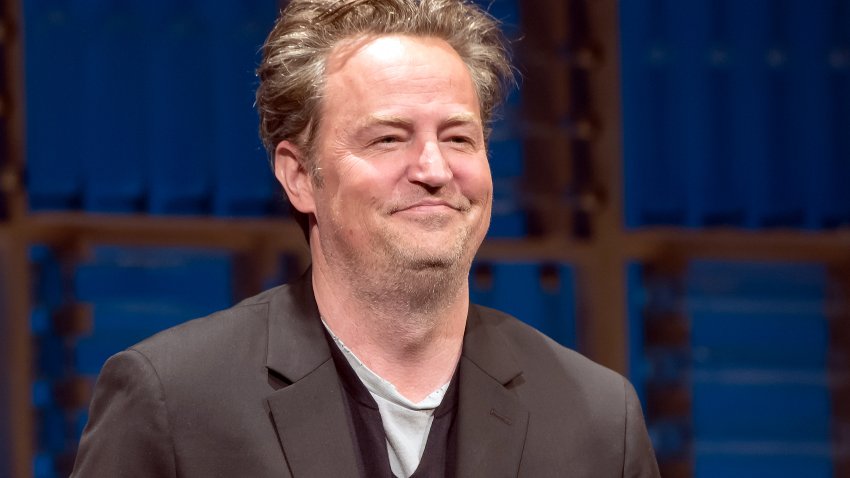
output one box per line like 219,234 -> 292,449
448,136 -> 473,145
375,136 -> 401,144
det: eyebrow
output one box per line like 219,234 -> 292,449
442,113 -> 481,128
359,115 -> 414,131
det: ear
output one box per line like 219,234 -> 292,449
274,140 -> 316,215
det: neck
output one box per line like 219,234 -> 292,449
311,254 -> 469,403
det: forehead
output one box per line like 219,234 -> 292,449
326,34 -> 461,70
321,34 -> 481,118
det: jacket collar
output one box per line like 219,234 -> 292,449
264,271 -> 526,384
264,271 -> 361,477
454,305 -> 529,477
263,270 -> 529,477
461,305 -> 524,384
265,270 -> 330,382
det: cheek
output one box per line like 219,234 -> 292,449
351,158 -> 408,191
335,170 -> 397,215
452,157 -> 492,198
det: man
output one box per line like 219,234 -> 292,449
73,0 -> 660,476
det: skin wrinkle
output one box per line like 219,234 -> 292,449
256,0 -> 515,176
291,35 -> 491,400
306,33 -> 488,178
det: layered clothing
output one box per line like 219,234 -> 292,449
72,272 -> 660,477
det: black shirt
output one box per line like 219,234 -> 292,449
325,329 -> 459,478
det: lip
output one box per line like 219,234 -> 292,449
394,200 -> 458,213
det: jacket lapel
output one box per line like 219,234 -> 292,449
266,360 -> 360,477
261,275 -> 530,477
264,272 -> 361,477
455,306 -> 529,477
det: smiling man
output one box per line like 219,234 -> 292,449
72,1 -> 659,477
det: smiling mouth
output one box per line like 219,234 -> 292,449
390,198 -> 469,215
398,203 -> 457,213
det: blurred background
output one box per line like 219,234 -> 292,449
1,0 -> 849,476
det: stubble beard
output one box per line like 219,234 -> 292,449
321,206 -> 488,318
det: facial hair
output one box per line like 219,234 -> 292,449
317,190 -> 490,316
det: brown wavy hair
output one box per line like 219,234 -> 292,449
256,0 -> 514,234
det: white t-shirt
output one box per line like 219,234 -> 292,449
322,320 -> 450,478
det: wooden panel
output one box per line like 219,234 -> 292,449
0,231 -> 33,478
580,0 -> 629,372
1,0 -> 26,223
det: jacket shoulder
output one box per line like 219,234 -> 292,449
137,285 -> 284,343
127,285 -> 289,377
471,303 -> 623,389
471,304 -> 659,476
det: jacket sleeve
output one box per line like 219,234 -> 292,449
623,378 -> 661,478
71,349 -> 178,477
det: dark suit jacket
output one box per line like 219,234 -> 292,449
72,273 -> 660,477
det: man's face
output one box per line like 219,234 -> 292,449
308,35 -> 492,274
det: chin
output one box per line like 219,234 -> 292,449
391,243 -> 474,273
373,222 -> 483,269
404,254 -> 457,270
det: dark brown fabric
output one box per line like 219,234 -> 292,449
72,271 -> 660,478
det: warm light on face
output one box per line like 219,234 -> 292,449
305,34 -> 492,277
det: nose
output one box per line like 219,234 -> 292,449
408,140 -> 452,188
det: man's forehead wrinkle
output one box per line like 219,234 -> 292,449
350,74 -> 477,111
